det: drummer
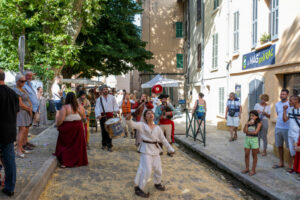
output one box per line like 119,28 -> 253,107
95,85 -> 120,152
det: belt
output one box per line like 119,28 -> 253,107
143,140 -> 160,149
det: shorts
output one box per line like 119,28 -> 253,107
54,100 -> 62,111
244,136 -> 259,149
227,116 -> 240,127
196,112 -> 205,120
275,128 -> 289,148
288,136 -> 299,156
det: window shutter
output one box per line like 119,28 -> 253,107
198,43 -> 202,69
197,0 -> 201,21
177,54 -> 183,68
215,34 -> 218,68
176,22 -> 183,38
219,87 -> 224,115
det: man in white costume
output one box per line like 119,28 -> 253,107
127,109 -> 175,198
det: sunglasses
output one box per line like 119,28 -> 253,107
19,80 -> 26,83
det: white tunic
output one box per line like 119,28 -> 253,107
95,95 -> 120,118
127,120 -> 174,156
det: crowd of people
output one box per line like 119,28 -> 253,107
0,70 -> 50,196
221,89 -> 300,178
2,68 -> 300,198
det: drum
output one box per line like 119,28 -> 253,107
105,118 -> 124,139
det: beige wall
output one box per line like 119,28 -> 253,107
142,0 -> 184,73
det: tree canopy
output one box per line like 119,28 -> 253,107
0,0 -> 153,82
62,0 -> 154,78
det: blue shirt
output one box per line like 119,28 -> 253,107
275,101 -> 290,129
23,82 -> 39,112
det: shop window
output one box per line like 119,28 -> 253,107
284,74 -> 300,95
176,22 -> 183,38
219,87 -> 225,115
249,79 -> 264,110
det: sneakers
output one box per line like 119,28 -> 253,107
134,186 -> 149,198
154,184 -> 166,191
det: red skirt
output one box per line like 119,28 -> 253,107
54,120 -> 88,167
294,137 -> 300,173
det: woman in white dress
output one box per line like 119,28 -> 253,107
127,109 -> 175,198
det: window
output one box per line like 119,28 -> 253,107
270,0 -> 279,40
197,43 -> 202,69
252,0 -> 258,47
248,79 -> 264,110
212,33 -> 218,69
233,11 -> 239,52
214,0 -> 219,10
197,0 -> 201,21
176,22 -> 183,38
176,54 -> 183,68
219,87 -> 225,115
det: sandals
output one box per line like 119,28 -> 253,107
241,169 -> 249,174
16,152 -> 25,159
249,171 -> 256,176
229,138 -> 235,142
272,164 -> 284,169
286,168 -> 294,173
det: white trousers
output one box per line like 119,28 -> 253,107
121,115 -> 132,134
160,124 -> 172,143
135,153 -> 162,190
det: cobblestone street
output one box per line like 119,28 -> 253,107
39,131 -> 249,200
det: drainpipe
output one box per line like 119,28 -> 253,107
226,0 -> 231,96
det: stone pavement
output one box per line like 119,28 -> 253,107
0,125 -> 57,200
174,116 -> 300,200
39,131 -> 250,200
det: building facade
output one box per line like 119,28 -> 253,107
184,0 -> 300,145
139,0 -> 185,104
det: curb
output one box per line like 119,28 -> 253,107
16,124 -> 58,200
175,136 -> 279,200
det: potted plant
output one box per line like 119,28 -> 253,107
260,33 -> 271,44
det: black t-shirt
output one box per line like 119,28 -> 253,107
0,85 -> 19,144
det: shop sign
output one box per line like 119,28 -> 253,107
242,45 -> 275,70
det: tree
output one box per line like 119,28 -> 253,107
0,0 -> 104,82
62,0 -> 154,78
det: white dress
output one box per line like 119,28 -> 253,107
127,120 -> 175,190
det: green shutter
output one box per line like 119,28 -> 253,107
176,22 -> 183,38
176,54 -> 183,68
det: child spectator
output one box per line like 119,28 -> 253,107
242,110 -> 262,176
